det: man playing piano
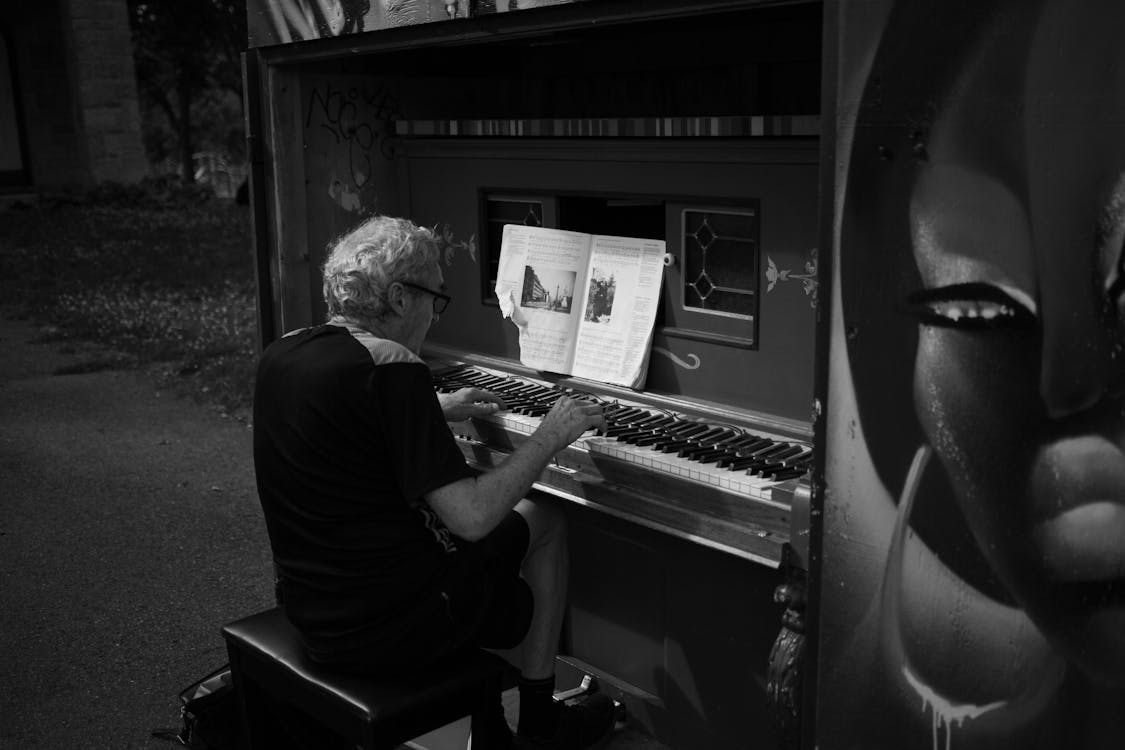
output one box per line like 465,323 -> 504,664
252,214 -> 615,749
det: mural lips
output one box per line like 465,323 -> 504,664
1029,434 -> 1125,582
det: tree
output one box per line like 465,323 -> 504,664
128,0 -> 248,182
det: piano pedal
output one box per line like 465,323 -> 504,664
553,674 -> 596,703
553,675 -> 629,733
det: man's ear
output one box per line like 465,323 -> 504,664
386,281 -> 407,316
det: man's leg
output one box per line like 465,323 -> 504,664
512,496 -> 568,679
509,498 -> 614,749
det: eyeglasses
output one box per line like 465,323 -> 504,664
400,281 -> 452,314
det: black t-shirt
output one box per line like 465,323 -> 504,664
252,322 -> 475,656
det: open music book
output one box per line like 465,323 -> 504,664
495,224 -> 667,389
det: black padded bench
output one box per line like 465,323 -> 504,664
221,608 -> 509,749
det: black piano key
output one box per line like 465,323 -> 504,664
612,409 -> 651,425
730,448 -> 787,470
648,428 -> 712,451
609,413 -> 660,430
614,406 -> 647,418
767,444 -> 806,463
747,461 -> 786,477
620,413 -> 670,430
662,428 -> 731,454
613,426 -> 661,442
779,447 -> 813,466
688,434 -> 750,458
769,467 -> 809,481
659,439 -> 700,454
680,426 -> 730,445
463,372 -> 503,387
498,384 -> 538,398
603,405 -> 638,420
724,455 -> 767,471
715,439 -> 774,466
753,446 -> 811,471
693,440 -> 747,458
604,412 -> 646,429
624,415 -> 676,435
678,444 -> 714,459
700,428 -> 740,446
634,423 -> 692,447
690,449 -> 738,465
735,436 -> 775,452
706,433 -> 764,451
661,422 -> 710,440
746,441 -> 791,459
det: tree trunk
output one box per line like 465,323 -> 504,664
178,81 -> 193,183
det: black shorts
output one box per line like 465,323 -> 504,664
438,510 -> 534,656
302,511 -> 533,675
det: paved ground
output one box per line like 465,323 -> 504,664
0,312 -> 275,749
0,312 -> 666,750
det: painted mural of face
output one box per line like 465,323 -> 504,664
907,3 -> 1125,686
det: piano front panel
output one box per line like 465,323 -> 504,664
562,502 -> 786,750
404,138 -> 819,425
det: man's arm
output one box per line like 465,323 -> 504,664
425,395 -> 603,540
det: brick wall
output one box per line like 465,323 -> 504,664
64,0 -> 148,184
1,0 -> 147,189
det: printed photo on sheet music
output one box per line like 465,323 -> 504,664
584,268 -> 616,324
521,265 -> 576,315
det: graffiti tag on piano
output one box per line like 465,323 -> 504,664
766,249 -> 818,309
651,347 -> 701,371
306,82 -> 403,204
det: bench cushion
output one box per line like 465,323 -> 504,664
221,608 -> 507,744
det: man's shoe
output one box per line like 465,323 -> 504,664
515,692 -> 616,750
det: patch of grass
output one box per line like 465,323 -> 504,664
0,179 -> 258,418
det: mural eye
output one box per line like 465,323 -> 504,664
902,282 -> 1036,329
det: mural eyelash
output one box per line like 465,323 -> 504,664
900,282 -> 1036,329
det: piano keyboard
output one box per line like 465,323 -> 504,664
433,365 -> 812,507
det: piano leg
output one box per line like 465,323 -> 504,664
766,548 -> 807,750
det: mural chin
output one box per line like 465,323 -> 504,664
919,362 -> 1125,688
913,319 -> 1125,690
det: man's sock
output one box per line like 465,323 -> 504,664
517,674 -> 559,738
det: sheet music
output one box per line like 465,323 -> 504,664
495,224 -> 666,388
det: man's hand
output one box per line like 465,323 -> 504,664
438,387 -> 506,422
426,393 -> 604,541
533,396 -> 605,452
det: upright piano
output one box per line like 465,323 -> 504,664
246,2 -> 824,747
